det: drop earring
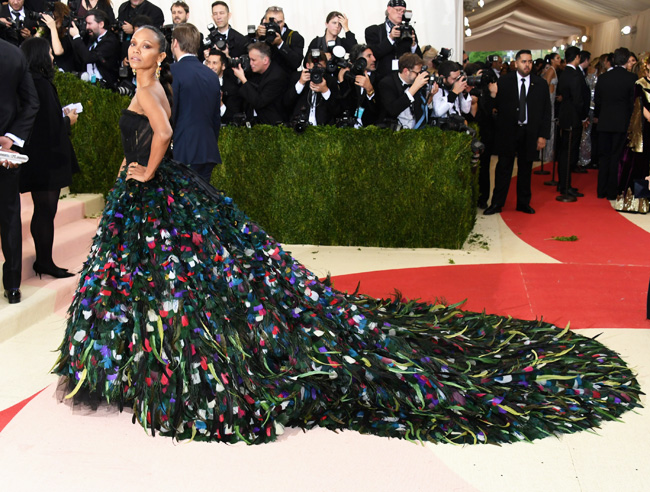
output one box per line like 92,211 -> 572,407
156,62 -> 161,79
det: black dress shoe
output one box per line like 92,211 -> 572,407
559,188 -> 584,197
477,200 -> 488,209
483,205 -> 502,215
4,289 -> 21,304
572,167 -> 588,174
516,205 -> 535,214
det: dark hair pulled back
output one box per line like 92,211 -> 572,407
136,25 -> 174,111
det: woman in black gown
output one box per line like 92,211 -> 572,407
20,37 -> 78,278
54,26 -> 642,445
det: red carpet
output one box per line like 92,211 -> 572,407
0,388 -> 47,433
331,170 -> 650,330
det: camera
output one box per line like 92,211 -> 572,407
290,108 -> 309,134
335,110 -> 357,128
229,54 -> 250,71
325,45 -> 348,74
398,10 -> 415,42
261,17 -> 281,43
204,23 -> 227,51
231,113 -> 252,128
466,68 -> 498,93
308,66 -> 325,85
430,114 -> 484,168
432,47 -> 452,69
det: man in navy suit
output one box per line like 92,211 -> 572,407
485,49 -> 551,215
170,23 -> 222,183
0,38 -> 39,303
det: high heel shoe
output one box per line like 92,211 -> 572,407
33,262 -> 74,279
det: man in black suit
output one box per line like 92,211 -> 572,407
365,0 -> 421,83
0,38 -> 39,303
208,1 -> 249,58
70,9 -> 120,86
118,0 -> 164,31
252,6 -> 304,77
205,49 -> 242,125
233,42 -> 288,125
485,49 -> 551,215
556,46 -> 589,198
378,53 -> 433,129
335,44 -> 380,127
594,47 -> 638,200
170,24 -> 222,183
284,50 -> 338,126
0,0 -> 39,46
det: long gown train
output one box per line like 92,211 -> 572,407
54,110 -> 643,444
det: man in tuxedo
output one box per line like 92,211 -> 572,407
579,51 -> 591,76
594,47 -> 638,199
233,42 -> 288,125
378,53 -> 433,129
284,50 -> 338,126
485,50 -> 551,215
205,49 -> 242,125
0,38 -> 39,303
170,24 -> 222,183
365,0 -> 421,83
432,60 -> 471,119
487,54 -> 503,78
0,0 -> 39,46
252,6 -> 304,77
556,46 -> 589,198
118,0 -> 163,30
335,44 -> 380,127
70,9 -> 120,86
208,1 -> 249,58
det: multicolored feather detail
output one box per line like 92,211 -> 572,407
54,158 -> 642,444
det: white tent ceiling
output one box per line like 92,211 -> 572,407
465,0 -> 650,51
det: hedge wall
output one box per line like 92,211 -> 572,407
55,72 -> 477,249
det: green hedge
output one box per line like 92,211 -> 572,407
56,72 -> 477,249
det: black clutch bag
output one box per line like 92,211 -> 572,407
633,179 -> 650,198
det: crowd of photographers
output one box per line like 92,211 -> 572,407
0,0 -> 495,132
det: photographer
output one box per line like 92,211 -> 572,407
39,3 -> 78,73
251,6 -> 304,76
70,8 -> 120,86
207,2 -> 249,59
68,0 -> 116,26
205,48 -> 242,125
233,42 -> 288,125
378,53 -> 437,130
284,49 -> 338,127
334,43 -> 380,127
0,0 -> 39,46
117,0 -> 163,61
306,11 -> 357,59
487,54 -> 503,79
432,60 -> 471,119
365,0 -> 421,83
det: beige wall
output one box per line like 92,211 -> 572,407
587,7 -> 650,57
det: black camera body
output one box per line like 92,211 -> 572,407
229,54 -> 250,71
467,68 -> 498,96
432,47 -> 452,69
204,23 -> 227,51
430,114 -> 485,167
308,66 -> 325,85
343,56 -> 367,83
261,17 -> 281,43
398,10 -> 415,42
290,107 -> 310,134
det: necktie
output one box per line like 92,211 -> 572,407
518,78 -> 526,123
12,10 -> 21,23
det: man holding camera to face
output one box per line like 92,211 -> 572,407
70,9 -> 120,86
284,50 -> 338,127
378,53 -> 438,130
365,0 -> 421,83
335,44 -> 380,128
432,60 -> 471,119
251,6 -> 304,77
207,1 -> 249,59
0,0 -> 39,47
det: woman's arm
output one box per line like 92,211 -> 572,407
127,86 -> 172,182
43,14 -> 64,56
543,66 -> 555,94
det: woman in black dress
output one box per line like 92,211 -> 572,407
306,11 -> 357,57
20,36 -> 79,278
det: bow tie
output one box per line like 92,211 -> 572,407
403,83 -> 412,89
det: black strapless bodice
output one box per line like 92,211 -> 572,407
119,109 -> 153,166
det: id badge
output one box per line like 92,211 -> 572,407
355,107 -> 365,119
392,59 -> 399,71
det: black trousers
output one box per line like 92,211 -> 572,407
597,131 -> 627,199
491,125 -> 533,208
558,126 -> 581,192
190,163 -> 216,184
477,138 -> 494,205
0,167 -> 22,290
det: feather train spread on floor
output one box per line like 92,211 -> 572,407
53,111 -> 642,445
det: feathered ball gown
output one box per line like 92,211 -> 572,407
54,110 -> 642,444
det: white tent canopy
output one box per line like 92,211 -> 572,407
465,0 -> 650,54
